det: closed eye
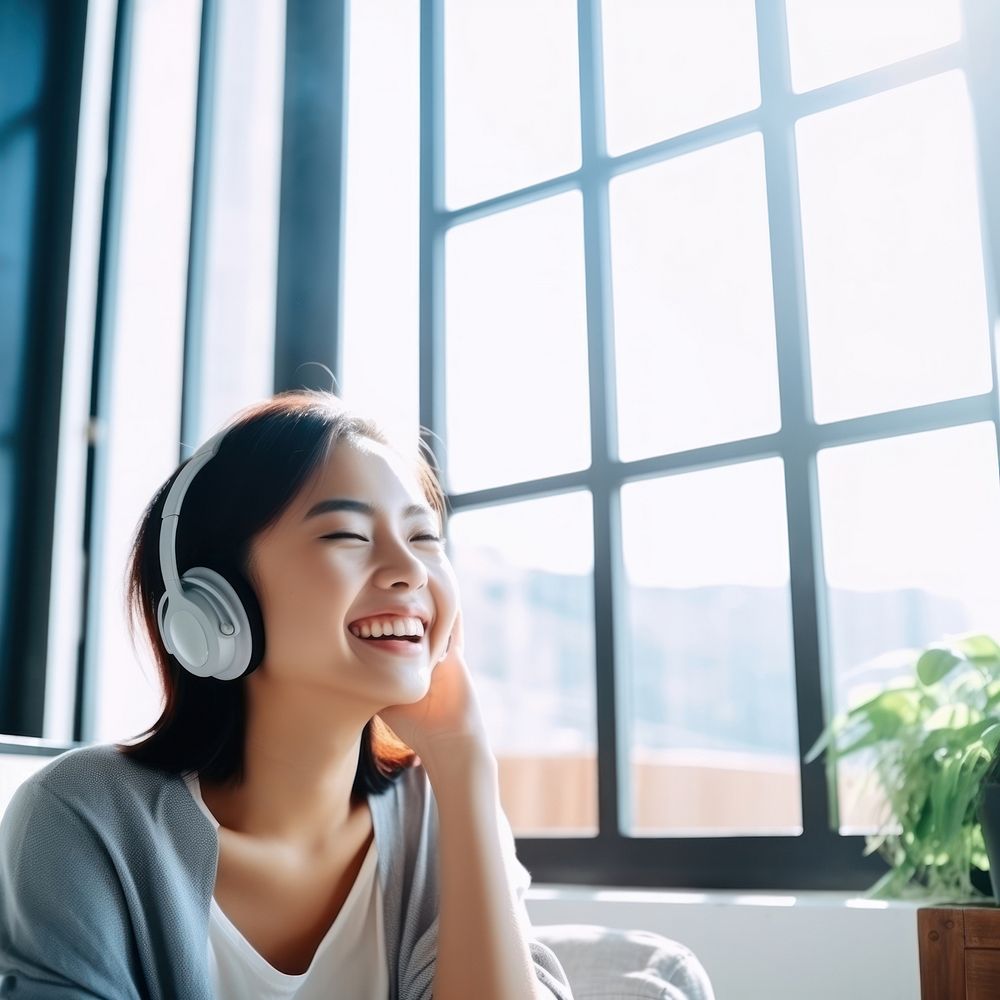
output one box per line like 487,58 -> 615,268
321,532 -> 444,543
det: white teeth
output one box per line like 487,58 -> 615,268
350,617 -> 425,639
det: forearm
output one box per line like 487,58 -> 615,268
424,742 -> 547,1000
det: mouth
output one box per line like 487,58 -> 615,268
346,628 -> 428,656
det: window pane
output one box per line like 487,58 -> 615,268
601,0 -> 760,156
0,128 -> 36,433
0,453 -> 13,688
444,192 -> 591,493
342,0 -> 420,454
1,1 -> 46,117
448,491 -> 597,835
621,459 -> 801,836
93,0 -> 201,743
610,134 -> 780,463
797,72 -> 991,425
196,0 -> 284,437
817,423 -> 1000,832
0,115 -> 31,728
785,0 -> 962,94
444,0 -> 581,209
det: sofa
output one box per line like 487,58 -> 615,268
535,924 -> 715,1000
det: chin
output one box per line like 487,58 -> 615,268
392,668 -> 433,702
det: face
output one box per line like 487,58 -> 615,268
246,435 -> 459,709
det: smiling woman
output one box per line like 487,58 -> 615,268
0,388 -> 575,999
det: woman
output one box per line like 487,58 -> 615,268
0,390 -> 574,1000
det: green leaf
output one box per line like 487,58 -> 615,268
865,688 -> 923,732
984,682 -> 1000,712
804,721 -> 840,764
917,646 -> 963,686
954,633 -> 1000,666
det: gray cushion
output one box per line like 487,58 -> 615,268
532,924 -> 715,1000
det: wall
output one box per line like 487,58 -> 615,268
525,885 -> 921,1000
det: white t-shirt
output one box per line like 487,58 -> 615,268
182,771 -> 389,1000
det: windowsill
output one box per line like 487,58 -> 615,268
527,883 -> 926,908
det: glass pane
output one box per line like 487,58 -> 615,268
601,0 -> 760,156
785,0 -> 962,94
0,452 -> 12,693
444,0 -> 581,209
447,491 -> 597,835
797,72 -> 991,425
610,134 -> 780,463
444,192 -> 591,493
620,459 -> 801,836
93,0 -> 201,743
817,423 -> 1000,832
0,1 -> 46,119
0,128 -> 35,433
196,0 -> 284,437
342,0 -> 420,454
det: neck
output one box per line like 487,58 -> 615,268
199,673 -> 372,856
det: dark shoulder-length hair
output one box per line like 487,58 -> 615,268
115,389 -> 447,801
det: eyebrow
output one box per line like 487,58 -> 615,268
304,498 -> 436,522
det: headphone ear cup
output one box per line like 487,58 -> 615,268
162,566 -> 254,681
220,565 -> 266,678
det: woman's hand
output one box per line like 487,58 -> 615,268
377,606 -> 492,767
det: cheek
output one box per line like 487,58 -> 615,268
260,563 -> 345,640
429,561 -> 460,642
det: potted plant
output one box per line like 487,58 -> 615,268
805,631 -> 1000,902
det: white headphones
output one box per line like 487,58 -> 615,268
156,427 -> 255,681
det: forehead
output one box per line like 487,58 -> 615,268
297,436 -> 430,515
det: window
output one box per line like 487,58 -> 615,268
352,0 -> 1000,889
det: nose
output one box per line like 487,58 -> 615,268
370,531 -> 429,589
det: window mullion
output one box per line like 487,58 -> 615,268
273,0 -> 348,396
753,0 -> 835,839
420,0 -> 446,479
962,0 -> 1000,475
576,0 -> 624,843
179,0 -> 220,459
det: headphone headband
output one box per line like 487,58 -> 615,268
156,426 -> 257,681
159,428 -> 229,594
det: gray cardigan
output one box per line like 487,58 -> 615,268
0,743 -> 574,999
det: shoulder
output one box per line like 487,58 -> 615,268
1,742 -> 212,860
7,742 -> 176,816
0,748 -> 136,927
0,746 -> 198,996
16,741 -> 136,786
